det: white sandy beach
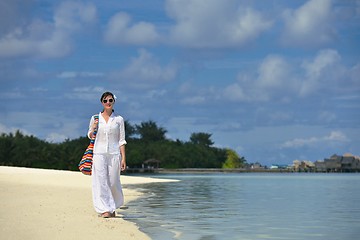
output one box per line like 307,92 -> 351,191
0,166 -> 177,240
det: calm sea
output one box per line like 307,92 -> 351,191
121,173 -> 360,240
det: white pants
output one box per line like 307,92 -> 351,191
92,153 -> 124,214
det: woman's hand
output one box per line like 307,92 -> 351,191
121,160 -> 126,171
89,122 -> 98,138
89,130 -> 97,139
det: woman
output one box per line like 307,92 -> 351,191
87,91 -> 127,218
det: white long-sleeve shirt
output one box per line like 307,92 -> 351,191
88,112 -> 127,154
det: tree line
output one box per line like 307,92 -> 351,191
0,120 -> 246,171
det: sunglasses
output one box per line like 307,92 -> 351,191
102,98 -> 114,104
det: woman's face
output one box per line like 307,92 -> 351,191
102,95 -> 115,110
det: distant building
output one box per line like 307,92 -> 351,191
143,158 -> 161,169
314,160 -> 326,172
293,160 -> 301,171
270,164 -> 289,169
292,160 -> 315,172
244,162 -> 266,170
270,165 -> 279,169
250,162 -> 264,169
315,153 -> 360,172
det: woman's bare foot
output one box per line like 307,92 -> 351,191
101,212 -> 111,218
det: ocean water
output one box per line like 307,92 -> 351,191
121,173 -> 360,240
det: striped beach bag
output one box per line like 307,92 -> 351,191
78,115 -> 99,175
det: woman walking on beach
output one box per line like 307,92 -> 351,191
88,91 -> 127,218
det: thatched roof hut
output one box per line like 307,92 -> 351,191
143,159 -> 161,168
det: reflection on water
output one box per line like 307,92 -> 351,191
122,173 -> 360,240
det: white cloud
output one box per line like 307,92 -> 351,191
0,123 -> 31,136
115,49 -> 177,88
54,1 -> 97,32
302,49 -> 341,79
44,118 -> 83,142
181,96 -> 206,105
166,0 -> 272,48
104,12 -> 159,45
222,83 -> 249,102
2,111 -> 84,142
0,0 -> 34,36
300,49 -> 342,96
65,86 -> 107,101
57,71 -> 104,79
45,132 -> 70,143
0,1 -> 97,58
349,63 -> 360,88
221,48 -> 358,102
256,55 -> 293,89
324,131 -> 348,141
280,130 -> 349,149
146,89 -> 168,99
282,0 -> 335,46
0,87 -> 25,99
222,55 -> 296,102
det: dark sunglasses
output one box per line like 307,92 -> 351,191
102,99 -> 114,103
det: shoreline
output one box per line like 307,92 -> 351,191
125,168 -> 360,174
0,166 -> 178,240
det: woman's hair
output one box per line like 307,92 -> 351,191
100,91 -> 115,102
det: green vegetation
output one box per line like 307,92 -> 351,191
222,149 -> 246,169
0,121 -> 246,171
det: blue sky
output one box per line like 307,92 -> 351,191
1,0 -> 359,166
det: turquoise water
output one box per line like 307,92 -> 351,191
122,173 -> 360,240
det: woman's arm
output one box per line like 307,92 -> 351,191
120,144 -> 126,171
119,116 -> 127,171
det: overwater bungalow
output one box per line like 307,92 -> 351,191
315,153 -> 360,172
